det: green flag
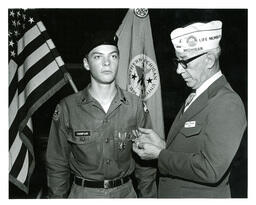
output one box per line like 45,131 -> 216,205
116,9 -> 165,139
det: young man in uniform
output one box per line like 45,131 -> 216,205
46,32 -> 156,198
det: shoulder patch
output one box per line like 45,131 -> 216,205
53,104 -> 61,121
142,102 -> 149,113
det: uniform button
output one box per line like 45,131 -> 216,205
106,159 -> 110,165
105,138 -> 109,143
80,137 -> 85,141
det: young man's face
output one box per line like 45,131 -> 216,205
83,44 -> 119,85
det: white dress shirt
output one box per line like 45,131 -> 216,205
184,70 -> 223,112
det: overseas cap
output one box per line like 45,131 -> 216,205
81,31 -> 118,56
170,20 -> 222,54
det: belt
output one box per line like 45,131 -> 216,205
73,175 -> 130,189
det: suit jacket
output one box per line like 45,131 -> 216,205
158,75 -> 247,198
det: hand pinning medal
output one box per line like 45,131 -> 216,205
116,129 -> 143,151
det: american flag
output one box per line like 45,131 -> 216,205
8,9 -> 69,194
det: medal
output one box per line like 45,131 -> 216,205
118,132 -> 126,151
119,141 -> 126,151
126,129 -> 140,141
115,129 -> 141,151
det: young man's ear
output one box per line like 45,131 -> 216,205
83,57 -> 90,71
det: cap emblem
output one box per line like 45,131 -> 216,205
187,35 -> 197,47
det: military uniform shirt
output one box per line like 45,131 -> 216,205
46,85 -> 156,198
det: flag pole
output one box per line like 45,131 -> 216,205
34,14 -> 79,94
52,55 -> 78,93
44,39 -> 78,93
64,72 -> 78,93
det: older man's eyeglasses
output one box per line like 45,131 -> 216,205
173,52 -> 207,69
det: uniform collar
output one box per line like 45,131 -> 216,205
79,84 -> 94,104
79,84 -> 129,105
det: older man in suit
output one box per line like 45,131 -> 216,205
132,20 -> 247,198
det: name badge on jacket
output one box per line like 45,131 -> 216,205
184,121 -> 196,128
75,131 -> 91,137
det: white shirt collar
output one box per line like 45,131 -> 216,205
184,70 -> 222,112
195,70 -> 223,97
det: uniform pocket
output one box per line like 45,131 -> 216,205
113,128 -> 136,162
180,123 -> 202,138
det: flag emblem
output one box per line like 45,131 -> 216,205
128,54 -> 159,100
116,9 -> 165,139
134,8 -> 148,18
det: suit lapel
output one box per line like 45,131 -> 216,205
166,105 -> 184,145
167,91 -> 209,146
166,75 -> 228,147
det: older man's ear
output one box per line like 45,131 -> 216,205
205,53 -> 216,69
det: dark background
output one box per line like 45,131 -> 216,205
9,8 -> 248,198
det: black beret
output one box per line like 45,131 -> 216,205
81,30 -> 118,56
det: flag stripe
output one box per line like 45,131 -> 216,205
9,31 -> 56,105
9,113 -> 20,149
18,146 -> 34,189
9,59 -> 18,84
17,22 -> 43,56
17,23 -> 55,63
9,47 -> 61,106
9,133 -> 22,170
10,143 -> 27,177
17,123 -> 34,184
16,30 -> 50,67
18,43 -> 53,81
9,70 -> 66,147
9,69 -> 18,106
10,126 -> 34,189
10,124 -> 33,183
36,21 -> 46,32
9,92 -> 18,131
18,49 -> 61,95
18,61 -> 61,109
9,114 -> 33,151
9,120 -> 33,171
17,150 -> 29,183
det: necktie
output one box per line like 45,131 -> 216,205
184,92 -> 196,111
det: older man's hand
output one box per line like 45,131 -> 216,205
132,142 -> 162,160
136,127 -> 166,149
132,128 -> 166,160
